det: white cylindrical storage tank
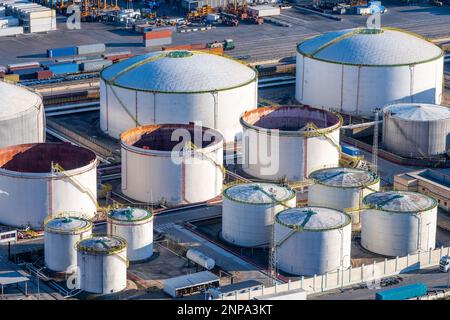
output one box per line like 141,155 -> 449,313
240,106 -> 342,181
222,183 -> 296,247
44,215 -> 93,273
383,103 -> 450,157
275,206 -> 352,276
0,143 -> 98,229
361,191 -> 438,257
186,248 -> 215,270
296,28 -> 444,117
308,167 -> 380,228
100,50 -> 258,142
107,207 -> 154,262
121,123 -> 224,205
77,235 -> 128,294
0,81 -> 45,148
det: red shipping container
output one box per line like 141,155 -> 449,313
36,70 -> 53,80
162,44 -> 192,51
143,29 -> 172,40
106,54 -> 134,62
8,62 -> 41,72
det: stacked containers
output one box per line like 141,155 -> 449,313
143,29 -> 172,47
80,59 -> 113,72
47,46 -> 78,58
47,62 -> 79,75
77,43 -> 106,55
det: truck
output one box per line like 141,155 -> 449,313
375,283 -> 427,300
439,256 -> 450,272
206,39 -> 235,51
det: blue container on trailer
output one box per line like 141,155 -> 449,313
47,62 -> 79,75
13,67 -> 44,80
341,144 -> 361,157
47,46 -> 78,58
375,283 -> 427,300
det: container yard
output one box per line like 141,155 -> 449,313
0,0 -> 449,304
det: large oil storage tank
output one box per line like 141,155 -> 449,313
100,50 -> 257,142
121,124 -> 224,205
222,183 -> 296,247
296,28 -> 444,116
0,81 -> 45,148
0,143 -> 98,228
308,167 -> 380,228
383,103 -> 450,157
275,207 -> 352,276
107,207 -> 154,262
44,216 -> 93,273
77,235 -> 128,294
361,191 -> 438,257
240,106 -> 342,181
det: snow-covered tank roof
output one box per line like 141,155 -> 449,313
45,216 -> 92,234
363,191 -> 437,212
297,28 -> 443,66
309,167 -> 379,188
100,51 -> 257,93
223,183 -> 295,204
77,236 -> 127,254
275,207 -> 351,231
383,103 -> 450,121
108,207 -> 152,222
0,81 -> 42,119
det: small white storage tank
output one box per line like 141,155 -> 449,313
100,50 -> 258,142
44,216 -> 92,273
186,248 -> 215,270
296,28 -> 444,116
107,207 -> 154,262
121,124 -> 224,205
0,143 -> 98,228
240,106 -> 342,182
361,191 -> 438,257
222,183 -> 296,247
77,235 -> 128,294
0,81 -> 45,148
383,103 -> 450,157
308,167 -> 380,228
275,206 -> 352,276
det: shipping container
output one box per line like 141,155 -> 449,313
56,56 -> 87,63
47,62 -> 79,75
143,29 -> 172,40
375,283 -> 427,300
102,51 -> 131,58
8,61 -> 40,71
0,26 -> 23,36
77,43 -> 106,55
0,16 -> 19,27
47,46 -> 77,58
36,69 -> 53,79
12,66 -> 43,80
80,58 -> 112,72
247,5 -> 280,17
144,36 -> 172,47
3,73 -> 19,82
341,144 -> 361,157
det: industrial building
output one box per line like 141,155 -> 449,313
221,182 -> 296,247
240,105 -> 342,182
274,206 -> 352,276
120,123 -> 224,205
0,143 -> 98,228
382,103 -> 450,158
0,81 -> 44,148
100,50 -> 257,142
394,169 -> 450,212
361,191 -> 438,257
296,28 -> 444,117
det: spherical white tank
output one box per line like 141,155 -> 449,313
44,216 -> 92,273
296,28 -> 444,116
100,50 -> 258,142
0,143 -> 98,228
361,191 -> 437,257
275,206 -> 352,276
107,207 -> 153,262
308,167 -> 380,227
240,106 -> 342,182
0,81 -> 45,148
383,103 -> 450,157
222,183 -> 296,247
121,124 -> 224,205
77,236 -> 128,294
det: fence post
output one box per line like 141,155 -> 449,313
429,248 -> 432,264
301,276 -> 304,289
325,272 -> 328,289
349,266 -> 352,283
337,268 -> 340,286
395,256 -> 398,272
384,258 -> 387,275
288,279 -> 291,290
321,274 -> 324,291
407,253 -> 409,266
313,275 -> 316,292
418,250 -> 421,266
361,264 -> 364,282
275,282 -> 277,294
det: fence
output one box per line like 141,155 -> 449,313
217,246 -> 450,300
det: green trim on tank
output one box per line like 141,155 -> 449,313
222,183 -> 296,206
309,166 -> 380,189
362,190 -> 438,213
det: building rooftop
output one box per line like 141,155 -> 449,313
363,191 -> 437,212
384,103 -> 450,121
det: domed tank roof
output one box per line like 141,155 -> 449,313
363,191 -> 437,212
383,103 -> 450,121
297,28 -> 443,66
108,207 -> 152,222
0,81 -> 42,119
275,207 -> 351,231
309,167 -> 379,188
100,51 -> 257,93
77,236 -> 127,254
223,183 -> 296,204
45,216 -> 92,234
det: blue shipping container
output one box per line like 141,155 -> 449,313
13,67 -> 44,80
47,62 -> 79,75
375,283 -> 427,300
47,46 -> 78,58
341,144 -> 361,157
